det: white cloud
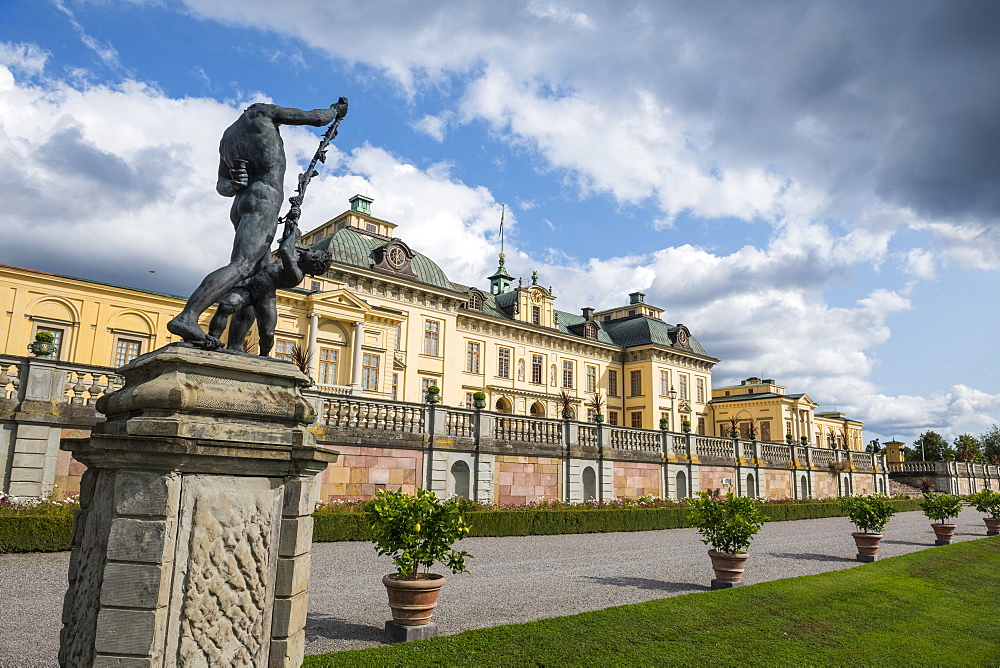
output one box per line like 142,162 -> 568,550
410,114 -> 448,142
0,42 -> 49,76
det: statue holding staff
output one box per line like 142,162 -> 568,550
167,98 -> 348,348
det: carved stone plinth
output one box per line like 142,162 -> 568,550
58,345 -> 338,668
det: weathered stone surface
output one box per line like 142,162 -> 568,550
94,608 -> 159,656
271,590 -> 309,638
93,657 -> 155,668
114,471 -> 173,517
274,553 -> 311,598
278,516 -> 314,557
268,629 -> 305,668
283,477 -> 320,517
106,518 -> 168,562
385,621 -> 439,643
100,563 -> 164,608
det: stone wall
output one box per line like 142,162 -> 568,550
317,445 -> 422,501
495,456 -> 561,505
613,461 -> 661,498
759,469 -> 793,498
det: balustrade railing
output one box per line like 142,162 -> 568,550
609,427 -> 660,451
887,461 -> 937,473
63,368 -> 120,406
671,434 -> 689,456
0,357 -> 22,400
760,443 -> 793,463
695,437 -> 734,459
494,415 -> 563,445
810,449 -> 835,467
445,408 -> 475,438
850,451 -> 874,471
312,383 -> 355,396
322,397 -> 425,432
578,425 -> 597,448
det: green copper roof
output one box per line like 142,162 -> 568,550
601,316 -> 709,356
312,227 -> 456,292
710,392 -> 807,404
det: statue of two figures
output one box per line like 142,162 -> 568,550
166,99 -> 348,357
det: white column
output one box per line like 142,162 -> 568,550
351,321 -> 364,390
307,313 -> 319,380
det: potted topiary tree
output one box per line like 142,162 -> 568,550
682,419 -> 692,434
659,416 -> 669,430
472,391 -> 487,410
690,492 -> 768,589
558,390 -> 575,419
917,491 -> 963,545
366,488 -> 472,639
838,494 -> 896,562
27,330 -> 56,357
424,385 -> 441,404
968,489 -> 1000,536
588,393 -> 605,423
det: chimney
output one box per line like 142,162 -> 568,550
582,307 -> 594,321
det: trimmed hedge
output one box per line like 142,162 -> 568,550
0,499 -> 924,552
0,513 -> 74,553
311,498 -> 923,542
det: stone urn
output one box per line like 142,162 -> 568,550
708,549 -> 749,589
851,532 -> 883,562
473,399 -> 486,410
983,517 -> 1000,536
931,523 -> 957,545
27,340 -> 56,357
382,574 -> 445,626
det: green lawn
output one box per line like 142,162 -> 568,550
305,537 -> 1000,667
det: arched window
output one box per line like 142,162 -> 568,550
495,397 -> 512,414
675,470 -> 688,499
468,292 -> 483,311
745,473 -> 756,498
451,460 -> 471,500
529,401 -> 545,418
584,322 -> 598,340
582,466 -> 597,501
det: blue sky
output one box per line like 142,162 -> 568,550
2,0 -> 999,445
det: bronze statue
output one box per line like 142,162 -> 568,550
207,221 -> 332,356
167,99 -> 348,349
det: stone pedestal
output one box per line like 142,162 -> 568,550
58,345 -> 337,668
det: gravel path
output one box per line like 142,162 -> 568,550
0,507 -> 990,666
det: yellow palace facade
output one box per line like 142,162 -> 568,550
1,195 -> 861,451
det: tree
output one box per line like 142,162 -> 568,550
980,425 -> 1000,465
953,433 -> 984,463
910,431 -> 953,461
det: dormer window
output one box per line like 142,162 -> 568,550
468,292 -> 483,311
584,322 -> 598,340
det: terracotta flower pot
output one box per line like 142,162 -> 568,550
708,549 -> 749,589
851,532 -> 883,562
983,517 -> 1000,536
382,574 -> 445,626
931,523 -> 957,545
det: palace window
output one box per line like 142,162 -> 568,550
608,369 -> 619,397
696,377 -> 705,403
114,339 -> 141,367
609,410 -> 619,426
275,339 -> 296,362
562,360 -> 574,389
465,392 -> 476,409
760,421 -> 771,442
392,325 -> 402,351
531,305 -> 541,325
318,347 -> 338,385
584,322 -> 597,339
586,365 -> 597,393
35,326 -> 65,359
365,223 -> 377,233
630,370 -> 642,397
423,320 -> 440,356
497,347 -> 511,378
390,372 -> 398,400
361,353 -> 380,391
531,354 -> 543,384
660,370 -> 670,396
466,341 -> 481,374
631,411 -> 643,429
679,374 -> 689,400
468,292 -> 483,311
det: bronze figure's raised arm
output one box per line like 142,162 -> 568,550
167,98 -> 348,349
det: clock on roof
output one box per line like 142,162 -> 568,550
387,245 -> 406,269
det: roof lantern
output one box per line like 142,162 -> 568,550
349,194 -> 373,215
629,291 -> 645,305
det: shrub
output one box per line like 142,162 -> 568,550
366,488 -> 472,580
968,489 -> 1000,518
690,492 -> 768,554
838,495 -> 896,534
917,492 -> 962,524
34,330 -> 55,343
